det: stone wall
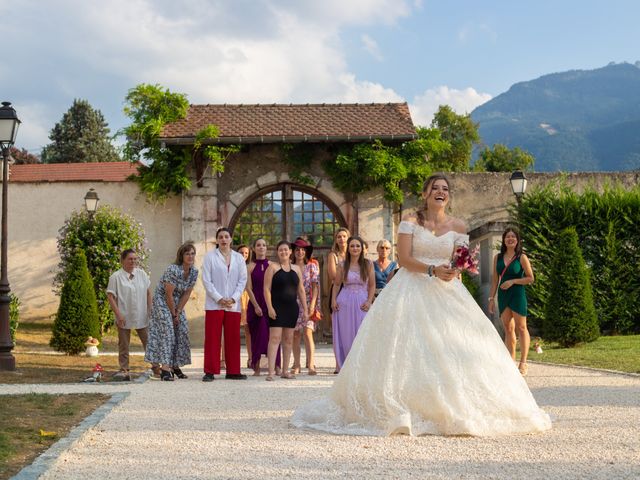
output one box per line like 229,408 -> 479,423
6,181 -> 182,320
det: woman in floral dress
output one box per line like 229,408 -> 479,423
291,237 -> 321,376
145,242 -> 199,381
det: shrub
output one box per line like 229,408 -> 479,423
516,181 -> 640,334
55,205 -> 148,332
543,228 -> 599,347
50,250 -> 100,354
461,271 -> 481,305
9,293 -> 20,342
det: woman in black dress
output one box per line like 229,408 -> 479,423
264,240 -> 308,381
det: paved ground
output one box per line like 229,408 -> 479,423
2,348 -> 639,480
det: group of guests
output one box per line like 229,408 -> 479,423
105,226 -> 400,382
104,224 -> 532,383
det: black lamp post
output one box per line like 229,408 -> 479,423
509,170 -> 528,205
0,102 -> 21,371
84,188 -> 100,216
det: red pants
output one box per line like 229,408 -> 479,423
204,310 -> 241,375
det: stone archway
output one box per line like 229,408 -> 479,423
229,183 -> 347,343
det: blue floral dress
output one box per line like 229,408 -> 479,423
145,264 -> 198,367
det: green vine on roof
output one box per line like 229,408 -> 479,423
121,83 -> 238,202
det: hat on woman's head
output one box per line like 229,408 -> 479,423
291,237 -> 313,259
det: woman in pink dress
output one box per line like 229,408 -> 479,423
331,236 -> 375,368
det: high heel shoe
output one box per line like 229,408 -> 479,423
160,370 -> 174,381
518,363 -> 528,376
173,367 -> 188,379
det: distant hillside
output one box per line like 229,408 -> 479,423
471,62 -> 640,171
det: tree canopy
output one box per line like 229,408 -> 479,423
121,83 -> 238,202
474,143 -> 535,172
9,147 -> 40,164
428,105 -> 480,172
41,99 -> 120,163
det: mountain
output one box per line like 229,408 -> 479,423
471,62 -> 640,171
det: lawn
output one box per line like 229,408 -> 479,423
0,393 -> 109,479
529,334 -> 640,374
1,319 -> 148,384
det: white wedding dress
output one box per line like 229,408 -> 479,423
291,221 -> 552,436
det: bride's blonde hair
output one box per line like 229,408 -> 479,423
416,173 -> 451,227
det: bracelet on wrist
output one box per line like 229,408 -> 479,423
488,297 -> 494,301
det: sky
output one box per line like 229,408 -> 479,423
3,0 -> 640,156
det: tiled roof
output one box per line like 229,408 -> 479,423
8,162 -> 140,183
161,103 -> 417,143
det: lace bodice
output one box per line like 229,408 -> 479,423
398,221 -> 469,266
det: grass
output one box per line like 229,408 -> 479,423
529,334 -> 640,374
1,318 -> 148,384
0,393 -> 109,479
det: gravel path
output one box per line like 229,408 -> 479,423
3,348 -> 639,480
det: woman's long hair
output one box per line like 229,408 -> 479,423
416,173 -> 451,227
250,237 -> 267,263
499,227 -> 523,257
342,236 -> 369,283
331,227 -> 351,256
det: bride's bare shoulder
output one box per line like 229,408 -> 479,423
449,217 -> 468,234
401,213 -> 419,224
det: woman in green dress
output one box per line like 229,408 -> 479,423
488,228 -> 534,376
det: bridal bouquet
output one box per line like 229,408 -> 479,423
452,243 -> 480,275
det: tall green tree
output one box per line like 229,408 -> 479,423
41,99 -> 120,163
474,144 -> 535,172
429,105 -> 480,171
543,228 -> 599,347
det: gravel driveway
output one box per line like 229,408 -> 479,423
3,348 -> 639,480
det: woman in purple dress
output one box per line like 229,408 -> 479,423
331,236 -> 375,368
246,238 -> 280,376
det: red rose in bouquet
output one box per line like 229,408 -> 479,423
452,244 -> 480,275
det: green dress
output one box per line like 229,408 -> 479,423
496,255 -> 527,316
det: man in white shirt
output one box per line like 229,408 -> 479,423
107,249 -> 152,380
201,227 -> 248,381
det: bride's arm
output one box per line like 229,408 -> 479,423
397,215 -> 457,281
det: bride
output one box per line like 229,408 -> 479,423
291,174 -> 551,436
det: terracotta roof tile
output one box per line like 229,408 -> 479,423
161,103 -> 416,143
8,162 -> 140,183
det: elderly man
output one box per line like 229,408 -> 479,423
107,249 -> 154,380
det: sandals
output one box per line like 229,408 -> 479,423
281,372 -> 296,379
308,368 -> 317,376
265,374 -> 275,381
173,367 -> 188,379
291,367 -> 301,375
518,363 -> 528,376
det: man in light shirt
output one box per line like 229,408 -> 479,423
107,249 -> 153,380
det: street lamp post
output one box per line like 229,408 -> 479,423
509,170 -> 528,205
0,102 -> 21,371
84,188 -> 100,216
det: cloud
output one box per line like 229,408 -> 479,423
4,0 -> 418,151
409,86 -> 492,126
361,34 -> 384,61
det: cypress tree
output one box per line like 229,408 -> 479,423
543,228 -> 599,347
50,250 -> 101,354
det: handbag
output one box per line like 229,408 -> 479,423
309,309 -> 322,322
492,254 -> 519,302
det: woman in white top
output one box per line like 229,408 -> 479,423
201,227 -> 248,381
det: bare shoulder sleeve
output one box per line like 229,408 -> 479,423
398,221 -> 417,235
